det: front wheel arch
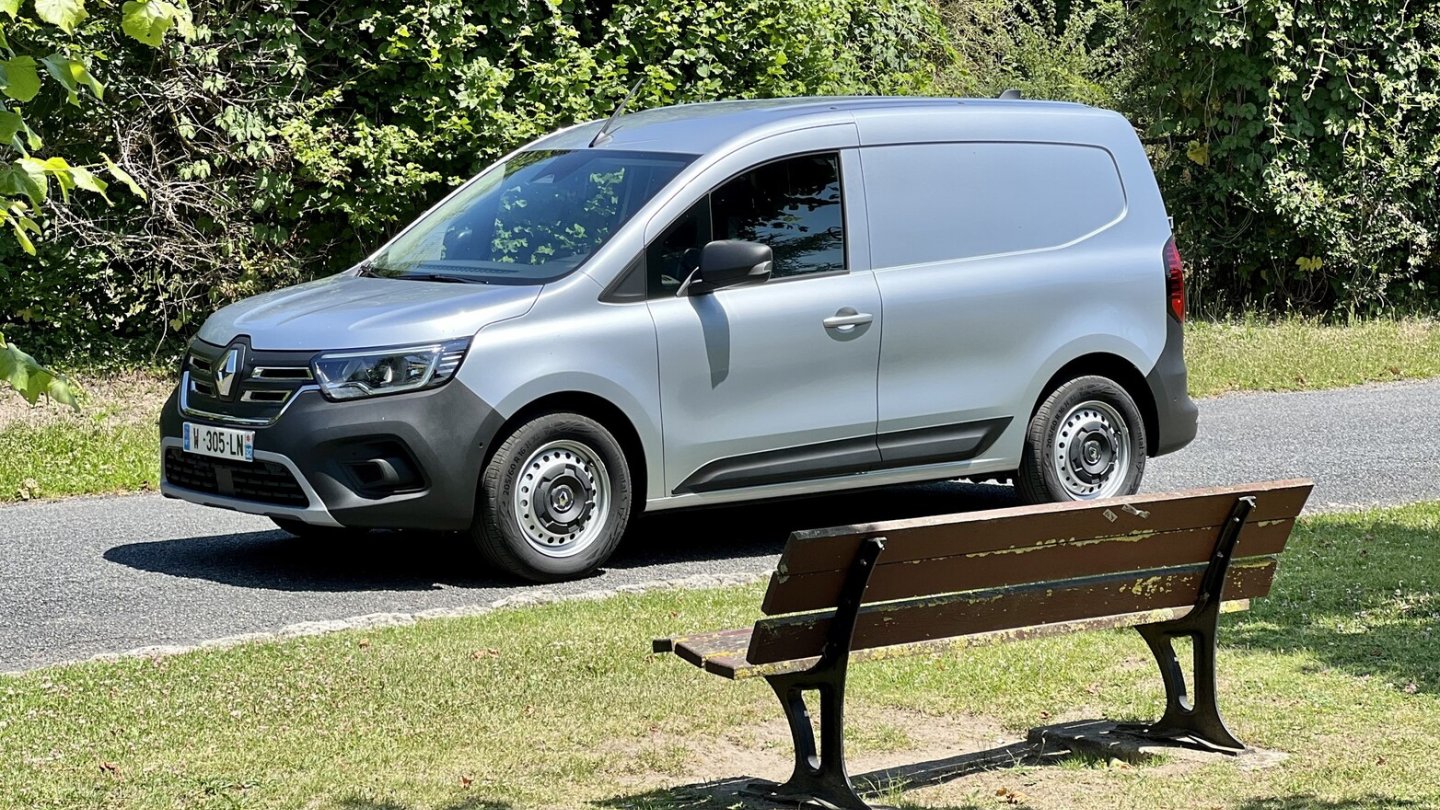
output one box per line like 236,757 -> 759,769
485,391 -> 648,518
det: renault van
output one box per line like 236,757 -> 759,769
160,96 -> 1198,581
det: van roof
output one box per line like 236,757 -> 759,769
533,96 -> 1119,155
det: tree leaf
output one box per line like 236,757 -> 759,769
0,108 -> 20,145
0,333 -> 78,409
0,158 -> 47,205
37,155 -> 73,202
20,118 -> 41,150
69,164 -> 108,201
122,0 -> 173,46
0,0 -> 19,19
103,153 -> 146,200
8,214 -> 33,253
40,53 -> 103,103
33,0 -> 88,34
0,55 -> 40,102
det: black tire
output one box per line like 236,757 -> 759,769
469,411 -> 633,582
270,517 -> 369,542
1016,375 -> 1147,504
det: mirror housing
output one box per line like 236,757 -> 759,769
691,240 -> 773,293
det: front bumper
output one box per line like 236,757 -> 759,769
159,380 -> 505,530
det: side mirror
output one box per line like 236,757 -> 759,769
689,240 -> 773,293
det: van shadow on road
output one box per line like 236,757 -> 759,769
101,481 -> 1019,594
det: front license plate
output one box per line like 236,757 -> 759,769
183,422 -> 254,462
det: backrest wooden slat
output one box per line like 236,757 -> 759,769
747,557 -> 1279,665
763,518 -> 1295,614
762,480 -> 1312,615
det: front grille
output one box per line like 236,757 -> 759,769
183,338 -> 315,424
164,448 -> 310,507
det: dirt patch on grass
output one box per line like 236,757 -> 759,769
0,371 -> 170,430
614,700 -> 1253,808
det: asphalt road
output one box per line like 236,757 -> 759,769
4,379 -> 1438,672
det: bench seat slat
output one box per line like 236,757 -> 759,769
749,557 -> 1278,665
658,600 -> 1252,680
774,480 -> 1312,580
763,519 -> 1295,614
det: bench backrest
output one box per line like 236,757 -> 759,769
746,480 -> 1313,665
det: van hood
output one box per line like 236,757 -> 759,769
196,274 -> 542,351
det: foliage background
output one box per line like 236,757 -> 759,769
3,0 -> 1437,367
1,0 -> 943,364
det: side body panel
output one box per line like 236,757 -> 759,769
856,109 -> 1173,465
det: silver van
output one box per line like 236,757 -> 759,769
160,97 -> 1198,581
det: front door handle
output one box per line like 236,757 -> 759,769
823,308 -> 874,330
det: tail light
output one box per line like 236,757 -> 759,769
1163,236 -> 1185,322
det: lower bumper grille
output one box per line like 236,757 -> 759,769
164,448 -> 310,508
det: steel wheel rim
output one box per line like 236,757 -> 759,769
512,439 -> 610,558
1052,399 -> 1131,500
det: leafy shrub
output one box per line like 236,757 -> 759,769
935,0 -> 1133,110
1129,0 -> 1440,315
0,0 -> 944,363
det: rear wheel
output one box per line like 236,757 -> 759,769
469,411 -> 632,582
270,517 -> 369,542
1017,375 -> 1146,504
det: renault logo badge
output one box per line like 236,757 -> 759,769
214,344 -> 245,399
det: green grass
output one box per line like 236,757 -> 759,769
0,373 -> 165,501
2,318 -> 1438,503
3,505 -> 1439,809
1186,317 -> 1440,397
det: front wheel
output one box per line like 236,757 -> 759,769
469,412 -> 633,582
1016,375 -> 1147,504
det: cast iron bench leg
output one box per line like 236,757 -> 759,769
1127,496 -> 1255,752
744,536 -> 886,810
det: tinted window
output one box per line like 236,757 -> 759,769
861,142 -> 1126,268
711,153 -> 845,279
648,198 -> 712,297
648,152 -> 845,296
370,149 -> 694,284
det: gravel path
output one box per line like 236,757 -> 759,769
4,379 -> 1437,672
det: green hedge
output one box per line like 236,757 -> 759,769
0,0 -> 943,362
1130,0 -> 1440,315
7,0 -> 1438,364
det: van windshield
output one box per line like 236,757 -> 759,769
366,149 -> 695,284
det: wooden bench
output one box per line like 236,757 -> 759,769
654,480 -> 1313,810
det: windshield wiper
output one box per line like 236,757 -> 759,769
398,273 -> 489,284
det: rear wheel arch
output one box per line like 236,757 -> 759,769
1032,354 -> 1159,458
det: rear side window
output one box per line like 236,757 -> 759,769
648,152 -> 845,296
861,142 -> 1126,269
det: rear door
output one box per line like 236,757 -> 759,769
646,144 -> 883,496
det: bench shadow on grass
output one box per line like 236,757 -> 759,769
598,739 -> 1044,809
599,756 -> 1424,810
337,798 -> 513,810
101,481 -> 1018,593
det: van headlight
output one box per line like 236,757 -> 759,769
311,338 -> 471,401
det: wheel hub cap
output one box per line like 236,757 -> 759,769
1053,400 -> 1131,500
534,467 -> 594,534
513,440 -> 610,558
